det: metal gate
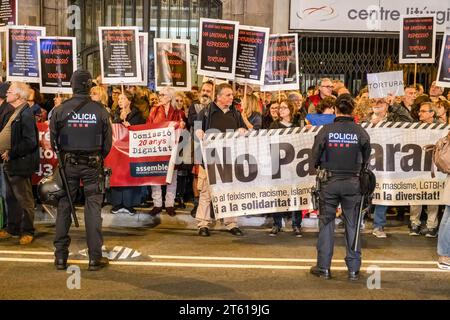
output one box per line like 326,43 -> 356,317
297,33 -> 443,95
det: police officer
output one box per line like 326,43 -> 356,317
50,70 -> 112,271
310,94 -> 371,281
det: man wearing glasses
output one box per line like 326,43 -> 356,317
409,102 -> 440,238
303,78 -> 335,114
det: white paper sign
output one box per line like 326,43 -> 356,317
367,71 -> 405,99
129,127 -> 176,158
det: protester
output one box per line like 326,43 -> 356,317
90,86 -> 109,112
435,98 -> 450,124
409,102 -> 440,237
195,83 -> 246,237
48,94 -> 71,121
0,83 -> 14,130
306,96 -> 336,126
147,86 -> 186,217
429,81 -> 444,102
262,101 -> 279,129
241,94 -> 262,130
303,78 -> 334,114
269,99 -> 302,237
28,87 -> 47,122
0,82 -> 39,245
109,90 -> 146,215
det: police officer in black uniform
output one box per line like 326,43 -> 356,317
310,94 -> 371,280
50,70 -> 112,271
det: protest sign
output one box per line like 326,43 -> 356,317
399,15 -> 436,64
6,26 -> 46,83
38,37 -> 77,94
129,32 -> 149,86
198,18 -> 239,80
104,122 -> 179,187
261,34 -> 299,91
0,0 -> 17,28
98,26 -> 141,84
235,25 -> 269,85
367,71 -> 405,99
436,31 -> 450,88
201,123 -> 449,219
154,38 -> 191,91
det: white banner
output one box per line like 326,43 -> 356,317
367,71 -> 405,99
289,0 -> 449,33
129,127 -> 176,158
202,123 -> 449,219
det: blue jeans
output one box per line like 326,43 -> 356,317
273,211 -> 302,228
438,206 -> 450,257
373,205 -> 387,229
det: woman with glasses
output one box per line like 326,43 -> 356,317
268,99 -> 303,237
262,101 -> 280,129
147,87 -> 187,217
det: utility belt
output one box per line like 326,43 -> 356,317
317,169 -> 360,183
64,152 -> 102,168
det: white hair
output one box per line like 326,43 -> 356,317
160,86 -> 177,106
10,82 -> 31,100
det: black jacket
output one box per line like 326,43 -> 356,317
8,104 -> 39,177
0,100 -> 14,131
312,116 -> 371,173
196,102 -> 245,132
50,94 -> 112,158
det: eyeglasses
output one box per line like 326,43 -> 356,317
419,109 -> 433,113
321,85 -> 334,89
279,106 -> 289,110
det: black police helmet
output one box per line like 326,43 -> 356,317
70,69 -> 93,94
37,169 -> 66,207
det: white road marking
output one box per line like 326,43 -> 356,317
148,255 -> 438,265
0,250 -> 439,265
0,257 -> 447,273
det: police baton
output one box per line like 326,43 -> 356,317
351,193 -> 365,252
54,141 -> 79,228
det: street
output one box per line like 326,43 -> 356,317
0,220 -> 449,300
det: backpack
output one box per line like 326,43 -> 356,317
427,132 -> 450,178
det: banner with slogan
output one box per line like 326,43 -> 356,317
399,15 -> 436,64
198,18 -> 239,80
38,37 -> 77,94
98,26 -> 142,85
436,31 -> 450,88
234,25 -> 270,86
129,32 -> 149,86
32,122 -> 59,185
261,34 -> 300,92
0,0 -> 17,28
367,71 -> 405,99
154,38 -> 191,91
104,122 -> 179,187
6,26 -> 46,83
201,123 -> 450,219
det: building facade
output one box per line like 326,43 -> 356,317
16,0 -> 222,84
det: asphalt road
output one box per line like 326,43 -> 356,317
0,224 -> 449,300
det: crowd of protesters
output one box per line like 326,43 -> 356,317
0,76 -> 449,270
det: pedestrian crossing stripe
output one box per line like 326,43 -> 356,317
78,246 -> 141,260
